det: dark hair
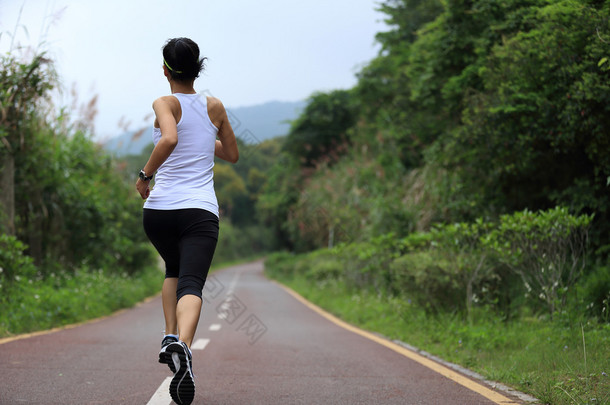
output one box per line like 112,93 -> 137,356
162,37 -> 206,81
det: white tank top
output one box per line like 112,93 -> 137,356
143,93 -> 219,217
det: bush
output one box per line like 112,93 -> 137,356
264,251 -> 298,280
390,250 -> 462,312
579,265 -> 610,322
303,251 -> 344,282
489,207 -> 593,317
0,233 -> 37,288
214,221 -> 276,264
268,207 -> 595,321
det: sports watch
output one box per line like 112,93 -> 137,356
139,170 -> 154,181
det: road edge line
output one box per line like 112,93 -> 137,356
273,281 -> 530,405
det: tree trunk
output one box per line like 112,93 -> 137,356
0,154 -> 15,235
328,225 -> 334,249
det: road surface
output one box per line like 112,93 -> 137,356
0,260 -> 526,404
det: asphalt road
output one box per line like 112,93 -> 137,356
0,260 -> 525,404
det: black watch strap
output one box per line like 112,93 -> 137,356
139,170 -> 154,181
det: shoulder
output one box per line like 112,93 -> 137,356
206,96 -> 229,128
153,96 -> 181,118
153,95 -> 180,108
206,96 -> 226,113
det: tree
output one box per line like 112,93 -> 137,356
283,90 -> 357,168
213,163 -> 247,218
439,1 -> 610,248
1,49 -> 152,274
256,150 -> 302,250
0,53 -> 55,235
355,0 -> 444,168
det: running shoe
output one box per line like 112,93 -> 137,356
158,335 -> 179,372
167,341 -> 195,405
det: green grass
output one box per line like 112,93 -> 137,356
0,265 -> 163,338
270,274 -> 610,405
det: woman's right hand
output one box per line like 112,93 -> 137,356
136,178 -> 151,199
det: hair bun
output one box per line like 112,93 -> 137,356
162,38 -> 206,81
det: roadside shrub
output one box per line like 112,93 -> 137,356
0,233 -> 37,288
264,251 -> 297,280
269,207 -> 594,321
214,221 -> 276,263
332,235 -> 406,295
390,250 -> 463,312
578,265 -> 610,322
490,207 -> 593,317
304,252 -> 344,282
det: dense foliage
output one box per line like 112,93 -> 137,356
0,50 -> 157,335
0,53 -> 151,275
258,0 -> 610,321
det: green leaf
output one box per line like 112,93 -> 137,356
598,57 -> 608,67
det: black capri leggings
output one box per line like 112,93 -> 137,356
143,208 -> 219,301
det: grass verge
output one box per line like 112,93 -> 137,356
266,261 -> 610,405
0,265 -> 163,338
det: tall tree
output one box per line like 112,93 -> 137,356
283,90 -> 358,168
0,54 -> 55,235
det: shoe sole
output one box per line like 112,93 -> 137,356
159,348 -> 177,373
166,343 -> 195,405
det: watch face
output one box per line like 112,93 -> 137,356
140,171 -> 152,181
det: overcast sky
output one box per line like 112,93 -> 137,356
1,0 -> 387,141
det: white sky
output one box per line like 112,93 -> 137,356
1,0 -> 387,141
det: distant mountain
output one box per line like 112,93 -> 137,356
226,100 -> 306,144
103,127 -> 153,157
103,99 -> 305,156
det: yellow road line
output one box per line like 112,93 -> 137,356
275,282 -> 520,405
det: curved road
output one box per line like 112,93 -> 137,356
0,260 -> 526,404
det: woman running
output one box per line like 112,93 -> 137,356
136,37 -> 238,405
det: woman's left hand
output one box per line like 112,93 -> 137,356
136,178 -> 151,199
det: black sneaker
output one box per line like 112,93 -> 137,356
167,341 -> 195,405
158,335 -> 179,372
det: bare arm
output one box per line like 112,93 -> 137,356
136,97 -> 179,199
208,97 -> 239,163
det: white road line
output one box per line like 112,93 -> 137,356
209,323 -> 221,331
226,270 -> 242,296
146,376 -> 172,405
216,271 -> 243,320
191,338 -> 210,350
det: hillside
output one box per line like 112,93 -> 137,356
103,99 -> 305,156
